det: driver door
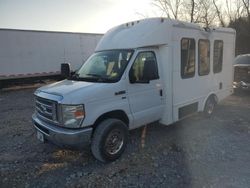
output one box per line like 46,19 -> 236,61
127,51 -> 164,128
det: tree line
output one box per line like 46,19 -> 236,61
153,0 -> 250,55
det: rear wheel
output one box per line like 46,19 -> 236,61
203,96 -> 216,117
91,118 -> 128,162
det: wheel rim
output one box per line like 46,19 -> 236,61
105,129 -> 124,155
207,100 -> 214,114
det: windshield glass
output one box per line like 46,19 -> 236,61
234,55 -> 250,65
71,50 -> 134,83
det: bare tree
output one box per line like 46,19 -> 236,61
242,0 -> 250,17
153,0 -> 217,27
212,0 -> 225,26
152,0 -> 247,27
190,0 -> 195,22
183,0 -> 217,27
199,0 -> 217,27
198,0 -> 243,26
226,0 -> 233,22
153,0 -> 182,19
182,0 -> 199,23
224,0 -> 244,22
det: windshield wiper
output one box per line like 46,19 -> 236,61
68,73 -> 80,80
85,74 -> 117,82
69,73 -> 116,83
85,73 -> 103,78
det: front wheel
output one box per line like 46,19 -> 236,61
91,119 -> 128,162
203,97 -> 216,117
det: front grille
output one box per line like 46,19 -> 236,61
234,66 -> 250,82
35,96 -> 57,122
34,121 -> 50,135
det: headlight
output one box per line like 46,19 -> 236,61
61,105 -> 85,128
241,81 -> 247,86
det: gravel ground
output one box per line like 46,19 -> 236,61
0,88 -> 250,188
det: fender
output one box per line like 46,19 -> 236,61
82,95 -> 134,128
202,92 -> 218,111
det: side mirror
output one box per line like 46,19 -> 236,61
61,63 -> 71,78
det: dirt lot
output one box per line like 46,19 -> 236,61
0,87 -> 250,188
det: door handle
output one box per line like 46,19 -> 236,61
219,82 -> 223,89
115,90 -> 126,96
159,89 -> 163,96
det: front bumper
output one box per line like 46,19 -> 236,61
233,81 -> 250,90
32,114 -> 93,147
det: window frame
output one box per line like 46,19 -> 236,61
213,40 -> 224,74
198,39 -> 210,76
180,38 -> 196,79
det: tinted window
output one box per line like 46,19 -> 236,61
213,40 -> 223,73
198,39 -> 210,76
130,51 -> 158,83
181,38 -> 195,78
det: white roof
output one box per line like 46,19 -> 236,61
95,17 -> 235,51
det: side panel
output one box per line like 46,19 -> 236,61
172,28 -> 204,122
159,46 -> 174,125
171,27 -> 235,122
0,30 -> 102,80
210,37 -> 235,103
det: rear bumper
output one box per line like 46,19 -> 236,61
32,114 -> 93,147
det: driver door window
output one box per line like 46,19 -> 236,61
130,51 -> 159,83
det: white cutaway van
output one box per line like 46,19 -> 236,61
32,18 -> 236,162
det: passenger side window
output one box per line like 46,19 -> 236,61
198,39 -> 210,76
213,40 -> 223,73
181,38 -> 195,79
129,51 -> 159,83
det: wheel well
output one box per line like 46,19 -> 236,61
209,94 -> 218,104
204,94 -> 218,110
92,110 -> 129,131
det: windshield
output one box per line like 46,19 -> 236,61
234,55 -> 250,65
71,50 -> 134,83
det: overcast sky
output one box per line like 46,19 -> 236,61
0,0 -> 160,33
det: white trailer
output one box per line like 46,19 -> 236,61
0,29 -> 103,80
32,18 -> 235,162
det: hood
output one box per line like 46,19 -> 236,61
38,80 -> 99,96
36,79 -> 123,104
234,64 -> 250,67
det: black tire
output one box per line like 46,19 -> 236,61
91,118 -> 128,162
203,96 -> 216,117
